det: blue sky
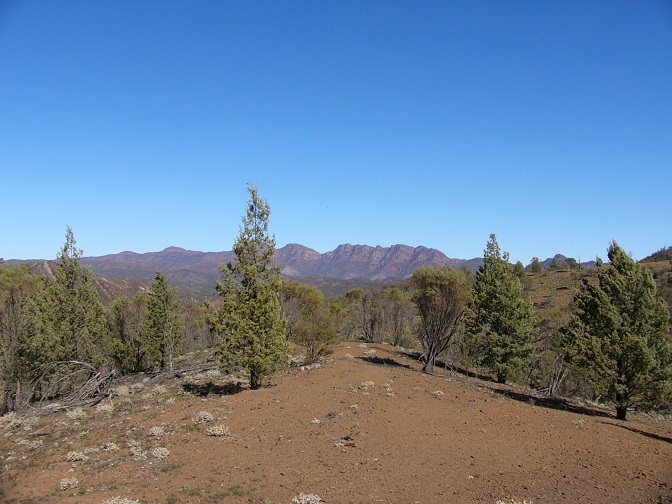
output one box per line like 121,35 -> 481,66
1,1 -> 671,264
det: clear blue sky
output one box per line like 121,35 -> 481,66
2,1 -> 671,264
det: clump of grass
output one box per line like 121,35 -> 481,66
66,408 -> 87,421
291,494 -> 322,504
310,418 -> 321,425
495,500 -> 533,504
192,411 -> 214,424
432,390 -> 444,398
150,447 -> 170,459
206,425 -> 231,437
147,426 -> 166,438
59,477 -> 79,490
67,451 -> 89,462
359,381 -> 375,390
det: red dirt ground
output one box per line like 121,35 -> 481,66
1,342 -> 671,503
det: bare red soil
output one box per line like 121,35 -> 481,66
2,343 -> 671,503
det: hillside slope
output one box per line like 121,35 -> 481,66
2,343 -> 670,504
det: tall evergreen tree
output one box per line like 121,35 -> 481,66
209,185 -> 289,389
466,234 -> 536,383
26,227 -> 107,368
143,272 -> 183,371
0,264 -> 41,413
561,242 -> 671,420
107,293 -> 149,373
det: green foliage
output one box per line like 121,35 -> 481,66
0,264 -> 42,413
466,234 -> 536,384
411,266 -> 471,373
344,287 -> 382,342
106,293 -> 149,374
282,281 -> 339,363
529,257 -> 543,274
143,272 -> 183,371
25,227 -> 108,370
561,241 -> 672,420
379,286 -> 415,347
209,185 -> 289,389
641,245 -> 672,262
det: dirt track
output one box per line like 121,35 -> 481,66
2,343 -> 671,503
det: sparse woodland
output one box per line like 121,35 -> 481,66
1,192 -> 671,422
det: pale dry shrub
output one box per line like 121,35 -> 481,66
432,390 -> 444,398
96,401 -> 114,414
291,493 -> 322,504
67,451 -> 89,462
18,438 -> 43,449
206,425 -> 230,437
147,426 -> 165,437
114,385 -> 130,396
359,381 -> 375,390
151,385 -> 167,395
192,411 -> 214,424
102,498 -> 141,504
59,477 -> 79,490
130,446 -> 147,460
102,442 -> 120,452
150,447 -> 169,459
66,408 -> 87,421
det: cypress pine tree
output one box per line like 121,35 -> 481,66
561,242 -> 671,420
466,234 -> 536,384
143,272 -> 183,371
210,185 -> 289,389
26,227 -> 107,368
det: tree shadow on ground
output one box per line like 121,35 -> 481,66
601,421 -> 672,445
181,380 -> 243,397
490,388 -> 613,419
357,355 -> 413,369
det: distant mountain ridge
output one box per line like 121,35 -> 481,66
79,243 -> 483,283
7,244 -> 599,299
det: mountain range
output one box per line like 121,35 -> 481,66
8,244 -> 590,299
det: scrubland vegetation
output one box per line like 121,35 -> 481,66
0,188 -> 671,502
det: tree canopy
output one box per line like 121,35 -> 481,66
412,266 -> 471,374
561,242 -> 672,420
209,185 -> 289,389
466,234 -> 536,384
